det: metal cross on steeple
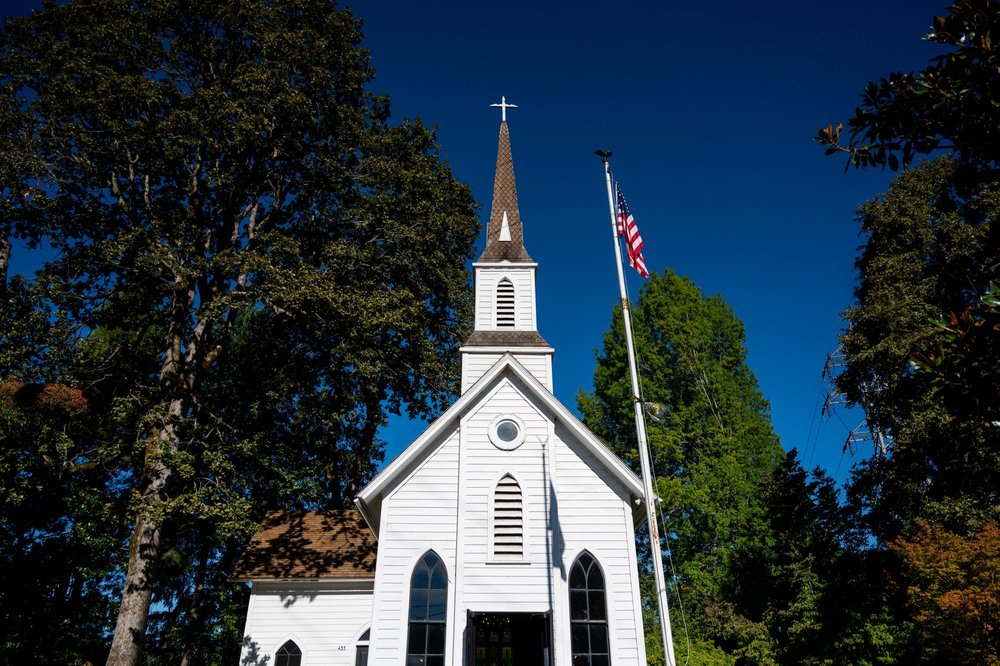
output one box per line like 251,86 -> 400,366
490,96 -> 518,122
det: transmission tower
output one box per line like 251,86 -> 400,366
822,347 -> 890,459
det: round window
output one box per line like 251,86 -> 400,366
496,419 -> 520,442
489,415 -> 526,450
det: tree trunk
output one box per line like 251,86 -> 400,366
179,538 -> 211,666
108,275 -> 194,666
1,235 -> 10,295
106,421 -> 177,665
106,506 -> 164,665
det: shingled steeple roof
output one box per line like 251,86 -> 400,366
478,120 -> 533,263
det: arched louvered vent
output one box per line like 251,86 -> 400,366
494,474 -> 523,559
496,278 -> 515,328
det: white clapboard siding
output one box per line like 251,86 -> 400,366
461,351 -> 551,393
553,421 -> 645,666
461,379 -> 553,611
370,429 -> 460,666
473,267 -> 537,330
240,582 -> 374,666
244,364 -> 646,666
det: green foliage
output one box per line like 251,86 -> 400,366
837,156 -> 999,541
818,11 -> 1000,657
909,281 -> 1000,427
580,271 -> 926,665
817,0 -> 1000,170
579,270 -> 784,663
0,378 -> 126,665
0,0 -> 478,661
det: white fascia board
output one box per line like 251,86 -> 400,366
459,346 -> 554,354
356,354 -> 645,536
355,354 -> 523,524
250,578 -> 375,591
497,356 -> 646,500
473,262 -> 539,269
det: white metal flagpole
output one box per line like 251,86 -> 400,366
597,151 -> 676,666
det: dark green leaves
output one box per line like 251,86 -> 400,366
0,0 -> 478,661
816,0 -> 1000,171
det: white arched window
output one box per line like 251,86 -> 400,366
355,628 -> 370,666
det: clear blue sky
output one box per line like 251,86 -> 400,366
350,0 -> 947,484
3,0 -> 948,485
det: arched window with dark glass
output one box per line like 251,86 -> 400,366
355,628 -> 370,666
407,551 -> 448,666
275,639 -> 302,666
569,551 -> 610,666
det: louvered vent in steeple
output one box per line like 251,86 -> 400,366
496,279 -> 515,328
494,474 -> 523,559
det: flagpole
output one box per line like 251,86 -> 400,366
597,152 -> 676,666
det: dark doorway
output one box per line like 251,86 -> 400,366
467,612 -> 550,666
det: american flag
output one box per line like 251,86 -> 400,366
616,185 -> 650,278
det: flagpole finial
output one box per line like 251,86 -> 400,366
595,149 -> 613,163
490,96 -> 518,123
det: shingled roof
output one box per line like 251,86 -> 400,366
232,509 -> 376,581
464,330 -> 549,347
478,121 -> 533,263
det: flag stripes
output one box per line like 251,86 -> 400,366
615,185 -> 650,278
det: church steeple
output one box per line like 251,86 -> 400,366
479,120 -> 532,263
461,103 -> 554,394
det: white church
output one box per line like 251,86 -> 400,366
236,114 -> 650,666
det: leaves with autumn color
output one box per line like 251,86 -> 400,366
891,521 -> 1000,664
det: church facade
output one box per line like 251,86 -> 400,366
236,117 -> 649,666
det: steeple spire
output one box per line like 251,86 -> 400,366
479,113 -> 532,263
461,102 -> 552,393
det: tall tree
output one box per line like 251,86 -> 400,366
579,270 -> 784,663
0,1 -> 479,663
836,156 -> 999,542
817,4 -> 1000,661
816,0 -> 1000,171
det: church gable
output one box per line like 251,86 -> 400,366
381,427 -> 460,555
358,355 -> 643,537
459,376 -> 550,566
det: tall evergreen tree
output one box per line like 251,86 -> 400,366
0,1 -> 479,663
579,270 -> 784,663
837,156 -> 999,542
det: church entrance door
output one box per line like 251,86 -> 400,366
467,612 -> 550,666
